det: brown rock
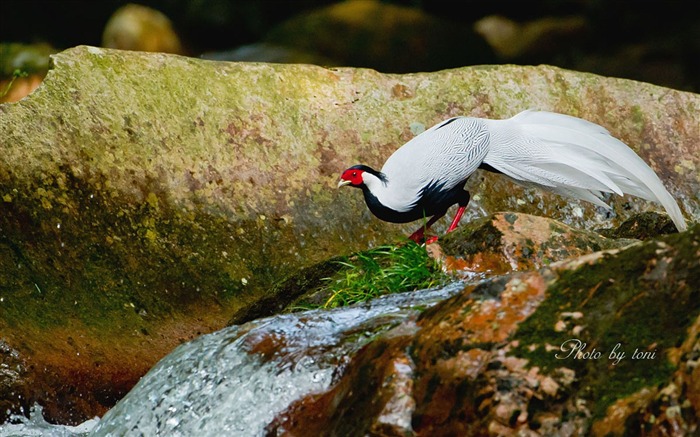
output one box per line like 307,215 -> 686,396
1,45 -> 697,424
430,212 -> 638,278
268,224 -> 699,435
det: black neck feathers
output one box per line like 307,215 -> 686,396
349,164 -> 387,184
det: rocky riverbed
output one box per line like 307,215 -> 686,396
0,46 -> 698,432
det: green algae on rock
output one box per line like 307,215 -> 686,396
512,224 -> 700,424
596,210 -> 681,240
269,224 -> 699,436
0,45 -> 698,424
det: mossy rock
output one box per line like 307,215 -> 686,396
437,212 -> 639,276
0,45 -> 698,424
596,211 -> 680,240
272,224 -> 700,435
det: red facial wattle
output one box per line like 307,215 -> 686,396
339,168 -> 364,187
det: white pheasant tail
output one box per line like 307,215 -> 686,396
482,110 -> 687,232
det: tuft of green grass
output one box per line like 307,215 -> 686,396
320,241 -> 448,309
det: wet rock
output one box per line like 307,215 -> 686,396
592,312 -> 700,436
430,212 -> 638,278
227,256 -> 345,326
0,340 -> 29,421
269,224 -> 700,435
266,322 -> 421,436
597,211 -> 680,240
0,46 -> 697,423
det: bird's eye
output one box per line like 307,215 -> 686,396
352,172 -> 357,177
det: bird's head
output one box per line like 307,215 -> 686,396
338,165 -> 371,188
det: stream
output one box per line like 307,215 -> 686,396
0,282 -> 466,437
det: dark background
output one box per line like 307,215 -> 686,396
1,0 -> 698,91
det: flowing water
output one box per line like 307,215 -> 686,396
0,282 -> 465,437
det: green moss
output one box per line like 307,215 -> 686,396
0,170 -> 294,333
630,105 -> 645,127
512,225 -> 700,419
229,256 -> 346,325
439,216 -> 504,256
597,211 -> 680,240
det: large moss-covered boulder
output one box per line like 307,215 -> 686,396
0,45 -> 697,423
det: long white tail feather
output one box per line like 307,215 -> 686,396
483,110 -> 687,232
510,178 -> 613,209
550,186 -> 612,209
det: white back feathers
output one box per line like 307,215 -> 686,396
482,110 -> 687,232
369,117 -> 490,213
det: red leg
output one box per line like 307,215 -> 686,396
408,228 -> 425,243
408,213 -> 445,243
446,205 -> 466,234
408,206 -> 466,244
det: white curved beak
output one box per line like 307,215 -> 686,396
337,179 -> 352,188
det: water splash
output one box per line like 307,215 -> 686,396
0,404 -> 98,437
86,282 -> 464,436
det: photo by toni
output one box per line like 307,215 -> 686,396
556,338 -> 658,366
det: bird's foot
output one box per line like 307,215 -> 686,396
408,230 -> 425,243
407,231 -> 438,245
